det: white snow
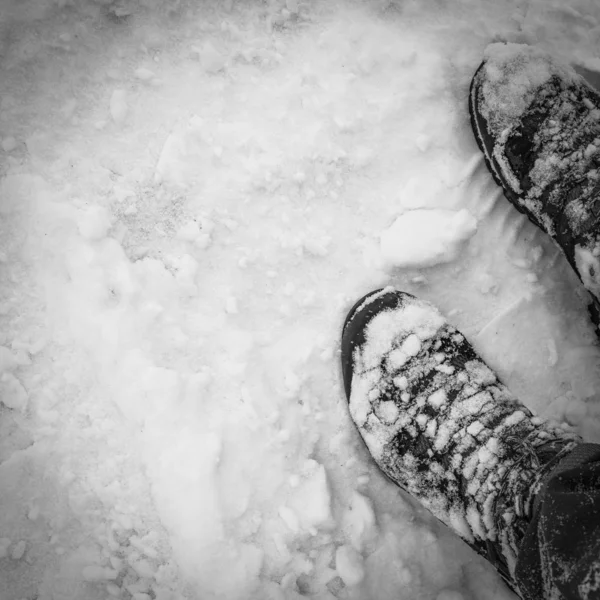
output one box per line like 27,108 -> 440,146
394,375 -> 409,390
335,544 -> 366,586
401,334 -> 422,357
388,348 -> 408,368
381,208 -> 478,269
135,68 -> 157,82
287,460 -> 332,530
1,1 -> 600,600
375,399 -> 401,424
428,389 -> 448,409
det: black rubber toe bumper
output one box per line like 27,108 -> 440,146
341,288 -> 414,401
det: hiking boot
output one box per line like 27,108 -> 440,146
341,287 -> 581,592
469,43 -> 600,327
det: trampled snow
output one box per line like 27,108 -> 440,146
2,1 -> 600,599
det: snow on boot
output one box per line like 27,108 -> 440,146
341,288 -> 581,593
469,43 -> 600,328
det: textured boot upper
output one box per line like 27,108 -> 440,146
471,43 -> 600,300
344,289 -> 581,583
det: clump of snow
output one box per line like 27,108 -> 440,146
401,334 -> 422,357
428,389 -> 447,408
380,209 -> 477,269
375,399 -> 400,424
192,41 -> 227,74
335,544 -> 365,586
135,67 -> 156,82
2,136 -> 17,152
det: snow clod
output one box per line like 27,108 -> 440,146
401,334 -> 421,357
193,42 -> 226,73
374,400 -> 400,424
428,389 -> 447,408
381,209 -> 477,269
135,68 -> 156,81
2,137 -> 17,152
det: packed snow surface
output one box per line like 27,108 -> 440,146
2,1 -> 600,600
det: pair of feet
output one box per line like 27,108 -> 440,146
340,44 -> 600,590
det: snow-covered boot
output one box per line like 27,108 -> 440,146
341,288 -> 582,593
469,43 -> 600,328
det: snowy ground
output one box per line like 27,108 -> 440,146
2,1 -> 600,599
